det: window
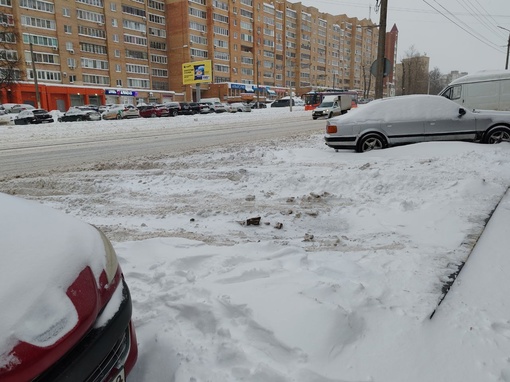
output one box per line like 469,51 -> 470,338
20,0 -> 54,13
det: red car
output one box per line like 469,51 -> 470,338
137,104 -> 170,118
0,193 -> 138,382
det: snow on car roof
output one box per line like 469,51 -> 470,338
333,95 -> 462,124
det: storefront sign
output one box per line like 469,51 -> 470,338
105,89 -> 138,96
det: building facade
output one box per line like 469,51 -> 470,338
0,0 -> 385,109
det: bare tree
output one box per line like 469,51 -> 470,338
0,18 -> 22,103
428,67 -> 446,95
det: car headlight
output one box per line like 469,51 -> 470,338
95,228 -> 119,284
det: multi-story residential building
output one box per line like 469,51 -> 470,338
0,0 -> 384,110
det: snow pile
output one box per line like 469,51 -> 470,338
2,109 -> 510,381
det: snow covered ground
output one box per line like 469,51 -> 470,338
2,108 -> 510,381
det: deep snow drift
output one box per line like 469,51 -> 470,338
2,108 -> 510,381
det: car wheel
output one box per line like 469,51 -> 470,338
312,117 -> 317,120
484,127 -> 510,144
328,112 -> 333,119
357,133 -> 387,152
76,116 -> 83,122
116,114 -> 122,120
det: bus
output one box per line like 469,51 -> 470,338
303,90 -> 358,111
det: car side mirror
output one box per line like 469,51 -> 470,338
458,108 -> 466,117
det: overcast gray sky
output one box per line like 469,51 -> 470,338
297,0 -> 510,75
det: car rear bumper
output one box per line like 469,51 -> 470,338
324,135 -> 357,150
33,278 -> 137,382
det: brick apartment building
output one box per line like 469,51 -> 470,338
0,0 -> 388,110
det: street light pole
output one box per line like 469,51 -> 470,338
375,0 -> 388,99
497,26 -> 510,70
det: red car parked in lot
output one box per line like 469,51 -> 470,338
0,193 -> 138,382
137,104 -> 170,118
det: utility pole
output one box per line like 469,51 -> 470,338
497,26 -> 510,70
375,0 -> 388,99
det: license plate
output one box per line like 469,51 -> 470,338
110,368 -> 125,382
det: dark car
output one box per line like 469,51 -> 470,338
58,106 -> 101,122
163,102 -> 180,117
178,102 -> 194,115
270,99 -> 295,107
14,109 -> 54,124
325,94 -> 510,152
138,104 -> 170,118
248,101 -> 268,109
0,192 -> 138,382
188,102 -> 201,114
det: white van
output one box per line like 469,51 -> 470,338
439,70 -> 510,111
312,95 -> 352,119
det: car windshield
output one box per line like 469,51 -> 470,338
319,102 -> 334,107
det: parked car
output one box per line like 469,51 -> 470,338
188,102 -> 201,114
247,101 -> 267,109
177,102 -> 194,115
2,103 -> 35,114
223,103 -> 236,113
198,103 -> 213,114
325,94 -> 510,153
230,102 -> 252,113
138,104 -> 170,118
98,104 -> 113,113
271,98 -> 295,107
14,109 -> 54,125
58,106 -> 102,122
0,192 -> 138,382
102,104 -> 140,120
163,102 -> 181,117
200,101 -> 227,113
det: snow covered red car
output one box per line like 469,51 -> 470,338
0,193 -> 137,382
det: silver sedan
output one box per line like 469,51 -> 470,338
324,95 -> 510,152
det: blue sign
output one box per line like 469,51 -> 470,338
230,83 -> 246,90
105,89 -> 138,96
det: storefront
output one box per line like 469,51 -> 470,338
0,82 -> 176,111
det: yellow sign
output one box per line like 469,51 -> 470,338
182,60 -> 212,85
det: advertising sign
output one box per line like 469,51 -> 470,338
182,60 -> 212,85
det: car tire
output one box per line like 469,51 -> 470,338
116,114 -> 122,120
484,126 -> 510,144
357,133 -> 387,153
312,117 -> 317,120
76,116 -> 83,122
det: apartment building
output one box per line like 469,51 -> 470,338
0,0 -> 383,109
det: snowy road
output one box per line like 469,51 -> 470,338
0,110 -> 320,178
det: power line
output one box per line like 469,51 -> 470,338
423,0 -> 504,53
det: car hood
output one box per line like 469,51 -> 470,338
0,193 -> 114,379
